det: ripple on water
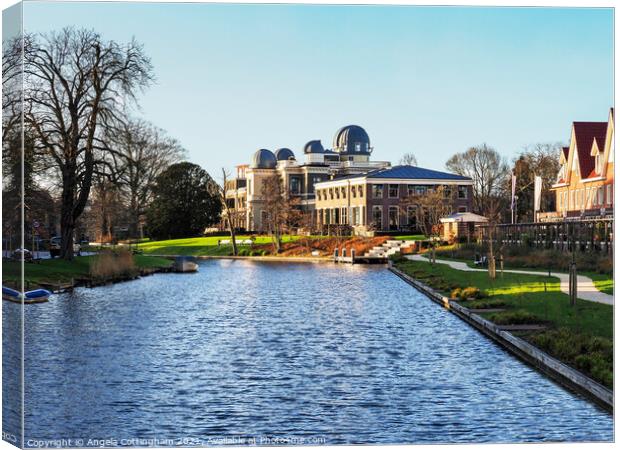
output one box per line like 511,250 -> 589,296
2,260 -> 612,445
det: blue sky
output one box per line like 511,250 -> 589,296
22,2 -> 613,177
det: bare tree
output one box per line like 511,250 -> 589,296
215,168 -> 238,256
399,152 -> 418,166
106,119 -> 186,238
21,28 -> 153,259
401,186 -> 454,265
261,172 -> 301,253
512,142 -> 562,222
2,36 -> 23,143
445,144 -> 509,217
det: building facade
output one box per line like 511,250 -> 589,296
314,166 -> 473,234
541,108 -> 614,221
224,125 -> 390,231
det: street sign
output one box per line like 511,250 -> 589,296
33,220 -> 39,229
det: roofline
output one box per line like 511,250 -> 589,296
315,177 -> 473,188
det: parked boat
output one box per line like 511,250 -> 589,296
2,286 -> 51,304
173,256 -> 198,273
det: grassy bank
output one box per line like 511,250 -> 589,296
428,246 -> 614,295
136,235 -> 307,256
394,259 -> 613,388
135,234 -> 398,258
2,254 -> 173,289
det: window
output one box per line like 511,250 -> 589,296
372,206 -> 383,229
290,177 -> 300,195
458,186 -> 468,199
598,187 -> 604,206
351,186 -> 356,198
458,206 -> 468,213
607,184 -> 612,205
329,188 -> 333,200
407,184 -> 415,197
342,207 -> 348,224
353,207 -> 360,225
355,142 -> 361,152
341,187 -> 347,198
335,188 -> 340,199
388,184 -> 399,198
358,186 -> 364,197
310,176 -> 322,193
388,206 -> 399,230
595,153 -> 601,174
407,206 -> 416,226
372,184 -> 384,199
415,186 -> 427,195
570,190 -> 575,209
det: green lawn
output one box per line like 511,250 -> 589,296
419,252 -> 614,295
394,259 -> 613,388
136,235 -> 313,256
392,234 -> 426,241
395,259 -> 612,339
3,254 -> 172,288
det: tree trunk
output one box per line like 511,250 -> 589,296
228,216 -> 238,256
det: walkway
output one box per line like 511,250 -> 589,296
405,254 -> 614,306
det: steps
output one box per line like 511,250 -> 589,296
363,240 -> 418,259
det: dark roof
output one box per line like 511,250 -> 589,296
275,148 -> 295,161
250,148 -> 277,169
333,125 -> 371,154
573,122 -> 607,178
366,165 -> 471,181
561,146 -> 569,160
330,165 -> 471,182
304,140 -> 325,154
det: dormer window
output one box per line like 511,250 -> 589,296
355,142 -> 361,152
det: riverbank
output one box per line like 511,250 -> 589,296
388,262 -> 612,412
2,254 -> 173,291
135,235 -> 399,258
392,258 -> 613,391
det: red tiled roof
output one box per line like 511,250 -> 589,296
572,121 -> 607,179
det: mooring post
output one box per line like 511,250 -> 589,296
351,249 -> 355,264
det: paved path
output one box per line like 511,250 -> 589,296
405,254 -> 614,306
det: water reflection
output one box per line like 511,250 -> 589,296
2,260 -> 612,445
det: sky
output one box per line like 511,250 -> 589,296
18,2 -> 614,177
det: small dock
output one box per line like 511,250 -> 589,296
333,249 -> 388,265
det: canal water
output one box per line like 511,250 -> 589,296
3,260 -> 613,445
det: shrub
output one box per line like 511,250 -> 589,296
461,286 -> 484,300
90,250 -> 136,281
487,310 -> 540,325
529,328 -> 613,388
450,288 -> 462,299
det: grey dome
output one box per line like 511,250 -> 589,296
304,140 -> 325,154
333,125 -> 371,154
275,148 -> 295,161
250,149 -> 277,169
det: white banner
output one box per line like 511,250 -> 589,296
510,173 -> 517,211
534,175 -> 542,212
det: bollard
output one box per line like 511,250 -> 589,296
351,249 -> 355,264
